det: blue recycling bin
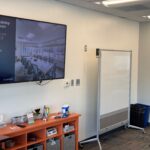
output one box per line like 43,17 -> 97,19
130,103 -> 150,128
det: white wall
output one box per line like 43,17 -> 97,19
0,0 -> 139,140
138,22 -> 150,122
138,23 -> 150,105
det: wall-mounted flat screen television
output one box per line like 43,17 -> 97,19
0,15 -> 67,84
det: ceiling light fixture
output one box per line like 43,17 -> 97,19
102,0 -> 143,7
94,1 -> 101,5
142,15 -> 150,19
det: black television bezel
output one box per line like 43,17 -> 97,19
0,14 -> 67,84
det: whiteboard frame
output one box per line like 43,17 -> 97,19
97,49 -> 132,130
98,49 -> 144,135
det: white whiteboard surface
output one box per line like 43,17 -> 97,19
100,50 -> 131,115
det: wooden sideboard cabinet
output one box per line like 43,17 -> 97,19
0,113 -> 80,150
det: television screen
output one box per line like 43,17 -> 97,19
0,15 -> 66,84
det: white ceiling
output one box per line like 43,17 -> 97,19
56,0 -> 150,22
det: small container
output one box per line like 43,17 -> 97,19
62,105 -> 69,118
43,105 -> 50,120
11,115 -> 27,125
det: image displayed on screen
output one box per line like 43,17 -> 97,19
0,15 -> 66,83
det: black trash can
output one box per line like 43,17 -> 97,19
130,104 -> 150,128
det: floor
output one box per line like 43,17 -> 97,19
79,126 -> 150,150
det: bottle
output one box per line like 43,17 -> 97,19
43,105 -> 50,121
43,105 -> 48,121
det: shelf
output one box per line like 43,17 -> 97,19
46,125 -> 61,140
27,138 -> 45,146
63,122 -> 76,135
63,129 -> 75,135
27,128 -> 45,146
0,113 -> 80,150
5,144 -> 26,150
46,133 -> 61,139
16,147 -> 26,150
5,134 -> 26,150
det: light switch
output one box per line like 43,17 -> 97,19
71,79 -> 74,86
76,79 -> 80,86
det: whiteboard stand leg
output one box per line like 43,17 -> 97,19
127,52 -> 145,133
128,125 -> 145,133
79,137 -> 102,150
98,138 -> 102,150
